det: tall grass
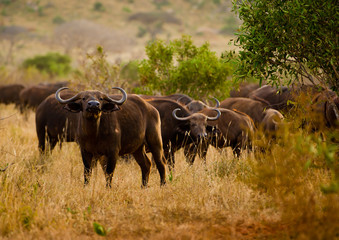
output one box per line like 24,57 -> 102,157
0,103 -> 338,239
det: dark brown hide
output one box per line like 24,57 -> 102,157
186,98 -> 220,113
146,99 -> 220,170
20,82 -> 68,112
56,88 -> 166,187
0,84 -> 25,106
35,90 -> 78,153
309,91 -> 339,130
230,83 -> 260,98
219,97 -> 284,134
139,93 -> 193,105
249,85 -> 292,110
185,108 -> 255,163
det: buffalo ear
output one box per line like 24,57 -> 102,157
102,103 -> 120,112
64,102 -> 82,113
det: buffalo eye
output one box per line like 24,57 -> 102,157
99,97 -> 103,100
82,97 -> 86,101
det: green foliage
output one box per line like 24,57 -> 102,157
233,0 -> 339,90
52,16 -> 65,24
93,2 -> 105,12
22,52 -> 72,77
138,35 -> 235,99
122,6 -> 131,13
0,0 -> 12,5
93,222 -> 110,236
137,26 -> 147,38
72,46 -> 122,92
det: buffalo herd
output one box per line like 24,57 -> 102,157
1,81 -> 338,187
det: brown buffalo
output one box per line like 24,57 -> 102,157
219,97 -> 284,134
185,98 -> 220,113
139,93 -> 193,105
0,83 -> 25,106
248,85 -> 292,110
230,82 -> 260,98
146,99 -> 220,170
184,108 -> 255,164
307,90 -> 339,130
56,87 -> 166,187
20,82 -> 68,112
36,90 -> 78,153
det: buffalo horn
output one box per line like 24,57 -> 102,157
103,87 -> 127,105
213,97 -> 220,108
172,108 -> 192,121
55,87 -> 81,104
207,109 -> 221,121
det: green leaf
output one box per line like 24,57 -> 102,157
93,222 -> 107,236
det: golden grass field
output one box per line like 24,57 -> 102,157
0,1 -> 338,239
0,100 -> 338,239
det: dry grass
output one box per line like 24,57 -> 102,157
1,102 -> 338,239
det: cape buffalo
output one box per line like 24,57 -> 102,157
36,90 -> 78,153
219,97 -> 284,134
56,87 -> 166,187
185,107 -> 255,163
139,93 -> 193,105
20,82 -> 68,112
248,85 -> 292,110
185,98 -> 220,113
230,82 -> 260,98
0,83 -> 25,106
146,99 -> 220,170
307,90 -> 339,130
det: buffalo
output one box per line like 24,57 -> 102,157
219,97 -> 284,134
248,85 -> 292,110
36,90 -> 78,153
184,107 -> 255,164
307,90 -> 339,130
0,83 -> 25,106
56,87 -> 166,187
185,98 -> 220,113
20,82 -> 68,112
146,99 -> 220,170
230,82 -> 260,98
139,93 -> 193,105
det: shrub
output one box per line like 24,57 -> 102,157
93,2 -> 105,12
137,35 -> 235,99
22,52 -> 72,77
233,0 -> 338,91
52,16 -> 65,24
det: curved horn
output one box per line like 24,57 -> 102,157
213,97 -> 220,108
207,109 -> 221,121
172,108 -> 192,121
55,87 -> 81,104
103,87 -> 127,105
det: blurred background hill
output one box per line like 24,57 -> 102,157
0,0 -> 240,67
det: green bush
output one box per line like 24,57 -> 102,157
137,35 -> 235,99
93,2 -> 105,12
22,53 -> 72,77
52,16 -> 65,24
233,0 -> 338,90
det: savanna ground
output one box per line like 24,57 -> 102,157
0,100 -> 338,239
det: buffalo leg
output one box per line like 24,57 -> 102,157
81,149 -> 94,185
101,154 -> 117,188
184,144 -> 198,165
146,132 -> 166,185
133,146 -> 152,188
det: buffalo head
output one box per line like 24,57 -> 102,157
55,87 -> 127,119
186,98 -> 220,113
172,108 -> 221,139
